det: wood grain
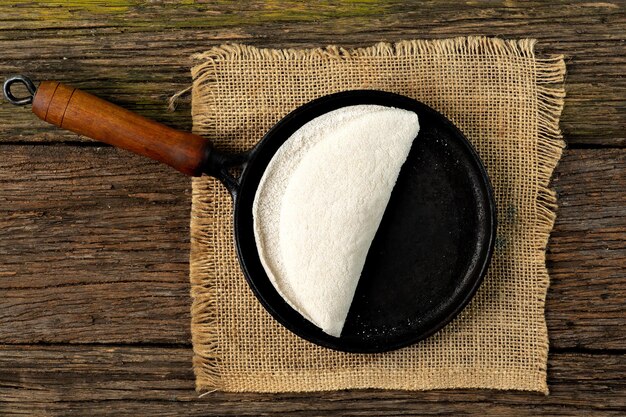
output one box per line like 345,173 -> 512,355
0,345 -> 624,416
547,149 -> 626,350
0,145 -> 192,344
0,1 -> 624,146
0,145 -> 623,349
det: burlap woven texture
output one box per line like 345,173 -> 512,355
188,37 -> 565,394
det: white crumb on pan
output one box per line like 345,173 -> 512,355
253,104 -> 420,337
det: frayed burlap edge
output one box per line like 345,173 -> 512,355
187,37 -> 566,393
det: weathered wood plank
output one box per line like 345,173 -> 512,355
547,149 -> 626,350
0,145 -> 192,343
0,345 -> 624,416
0,146 -> 624,348
0,1 -> 624,146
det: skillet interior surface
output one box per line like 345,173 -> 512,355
233,90 -> 496,353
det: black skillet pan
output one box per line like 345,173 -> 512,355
4,75 -> 496,353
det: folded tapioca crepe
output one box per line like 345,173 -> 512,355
253,105 -> 419,337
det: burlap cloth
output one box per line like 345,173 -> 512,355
187,37 -> 565,394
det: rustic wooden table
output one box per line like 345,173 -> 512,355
1,1 -> 624,416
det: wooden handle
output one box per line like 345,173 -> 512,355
32,81 -> 211,176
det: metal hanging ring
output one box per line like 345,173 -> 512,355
3,75 -> 37,106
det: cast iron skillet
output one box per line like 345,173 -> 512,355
4,75 -> 496,353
